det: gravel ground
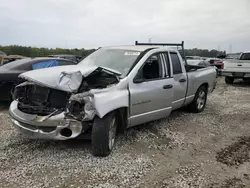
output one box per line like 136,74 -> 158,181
0,77 -> 250,188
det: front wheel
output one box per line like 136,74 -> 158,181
225,76 -> 234,84
188,86 -> 207,113
91,112 -> 117,157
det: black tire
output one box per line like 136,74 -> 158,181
188,86 -> 207,113
91,112 -> 117,157
225,77 -> 234,84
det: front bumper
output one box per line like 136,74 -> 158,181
9,100 -> 83,140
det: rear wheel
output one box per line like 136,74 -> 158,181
225,76 -> 234,84
188,86 -> 207,113
91,112 -> 117,157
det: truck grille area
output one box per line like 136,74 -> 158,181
14,82 -> 70,116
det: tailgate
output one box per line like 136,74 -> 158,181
224,60 -> 250,72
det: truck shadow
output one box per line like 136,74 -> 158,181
232,80 -> 250,88
0,101 -> 11,112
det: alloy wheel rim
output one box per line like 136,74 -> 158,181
197,90 -> 206,110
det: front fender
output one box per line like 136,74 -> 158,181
93,89 -> 129,118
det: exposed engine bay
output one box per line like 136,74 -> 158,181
13,82 -> 70,116
13,67 -> 120,119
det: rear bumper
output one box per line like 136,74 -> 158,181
221,71 -> 250,78
9,100 -> 83,140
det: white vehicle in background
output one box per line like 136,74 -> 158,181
221,52 -> 250,84
186,59 -> 210,67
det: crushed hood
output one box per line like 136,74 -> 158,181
19,65 -> 120,93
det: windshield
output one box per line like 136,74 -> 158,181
240,53 -> 250,61
78,48 -> 141,77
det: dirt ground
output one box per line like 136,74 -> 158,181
0,77 -> 250,188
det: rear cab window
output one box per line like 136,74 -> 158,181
170,52 -> 183,75
240,53 -> 250,61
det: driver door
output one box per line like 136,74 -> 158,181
128,52 -> 174,127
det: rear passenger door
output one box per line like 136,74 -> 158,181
169,52 -> 187,110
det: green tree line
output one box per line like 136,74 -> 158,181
0,45 -> 96,58
0,45 -> 224,58
185,48 -> 225,58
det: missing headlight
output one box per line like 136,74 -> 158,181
66,100 -> 85,120
65,92 -> 96,121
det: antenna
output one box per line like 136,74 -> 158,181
65,40 -> 68,49
218,45 -> 220,52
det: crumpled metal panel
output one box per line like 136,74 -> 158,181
19,65 -> 98,92
19,65 -> 121,93
67,92 -> 96,121
58,71 -> 83,93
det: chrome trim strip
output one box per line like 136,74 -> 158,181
129,106 -> 172,119
185,95 -> 195,100
172,98 -> 185,104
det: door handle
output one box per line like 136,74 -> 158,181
179,78 -> 187,83
237,64 -> 242,67
163,84 -> 173,89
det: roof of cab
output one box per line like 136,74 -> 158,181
101,45 -> 178,52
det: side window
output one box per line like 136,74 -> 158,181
170,53 -> 182,75
140,54 -> 163,80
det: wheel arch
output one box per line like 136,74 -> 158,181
95,107 -> 129,133
199,82 -> 209,91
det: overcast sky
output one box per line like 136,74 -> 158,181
0,0 -> 249,52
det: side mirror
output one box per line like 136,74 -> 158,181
133,78 -> 144,83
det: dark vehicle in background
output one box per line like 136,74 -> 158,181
48,54 -> 83,63
0,55 -> 28,66
0,57 -> 76,101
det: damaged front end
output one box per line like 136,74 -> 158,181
65,93 -> 95,121
9,66 -> 120,140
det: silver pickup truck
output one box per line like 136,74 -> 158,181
222,52 -> 250,84
9,42 -> 217,156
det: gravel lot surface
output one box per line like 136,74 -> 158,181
0,77 -> 250,188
